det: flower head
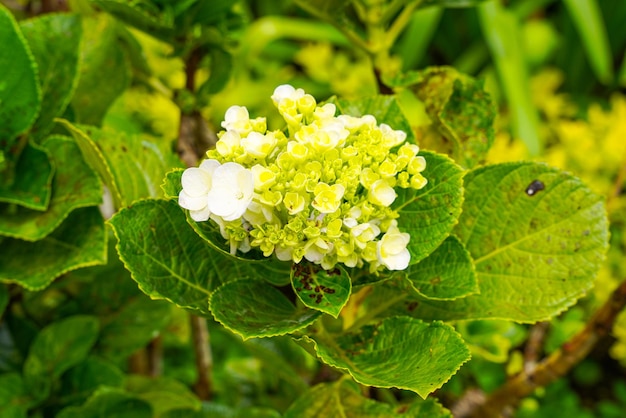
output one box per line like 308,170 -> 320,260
177,84 -> 427,271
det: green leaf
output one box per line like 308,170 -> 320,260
304,316 -> 470,398
291,262 -> 351,318
186,0 -> 237,26
58,121 -> 179,208
92,0 -> 175,41
284,378 -> 452,418
162,404 -> 281,418
0,136 -> 102,241
478,3 -> 542,156
0,141 -> 54,211
284,377 -> 452,417
162,168 -> 184,199
186,212 -> 268,262
24,315 -> 100,396
395,151 -> 464,265
56,388 -> 152,418
60,356 -> 125,399
0,206 -> 107,290
98,298 -> 172,361
210,279 -> 322,339
0,373 -> 30,418
563,0 -> 613,84
405,235 -> 477,300
391,67 -> 495,167
197,48 -> 233,105
109,199 -> 240,315
332,95 -> 416,143
412,163 -> 609,322
124,375 -> 201,416
20,14 -> 82,141
71,14 -> 130,125
0,4 -> 40,145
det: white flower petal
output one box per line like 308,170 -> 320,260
199,159 -> 220,175
369,179 -> 397,207
207,162 -> 254,221
181,167 -> 211,197
178,190 -> 208,211
189,206 -> 211,222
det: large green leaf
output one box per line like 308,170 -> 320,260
56,388 -> 152,418
20,14 -> 82,141
405,235 -> 477,300
0,207 -> 107,290
0,373 -> 30,418
389,67 -> 495,168
161,405 -> 281,418
0,136 -> 102,241
60,356 -> 124,400
71,14 -> 130,125
0,141 -> 53,211
23,315 -> 100,397
109,199 -> 241,315
92,0 -> 175,41
303,316 -> 470,398
58,121 -> 180,209
210,280 -> 322,339
409,163 -> 609,322
98,298 -> 172,361
284,378 -> 452,417
124,375 -> 201,416
0,5 -> 40,156
291,262 -> 351,318
395,151 -> 464,265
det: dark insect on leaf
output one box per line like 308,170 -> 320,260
525,179 -> 545,196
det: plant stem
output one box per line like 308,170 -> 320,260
148,335 -> 163,377
385,0 -> 422,50
177,47 -> 216,166
190,315 -> 213,400
523,321 -> 549,374
465,278 -> 626,418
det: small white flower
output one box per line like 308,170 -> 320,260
369,179 -> 397,207
350,222 -> 381,249
377,225 -> 410,270
216,130 -> 241,157
178,159 -> 220,221
207,162 -> 254,221
250,164 -> 276,191
379,123 -> 407,148
313,103 -> 336,121
221,105 -> 253,135
271,84 -> 305,106
243,200 -> 278,225
304,238 -> 333,264
241,131 -> 277,159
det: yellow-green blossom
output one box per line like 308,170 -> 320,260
178,85 -> 428,271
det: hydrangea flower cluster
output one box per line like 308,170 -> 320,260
178,85 -> 428,271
